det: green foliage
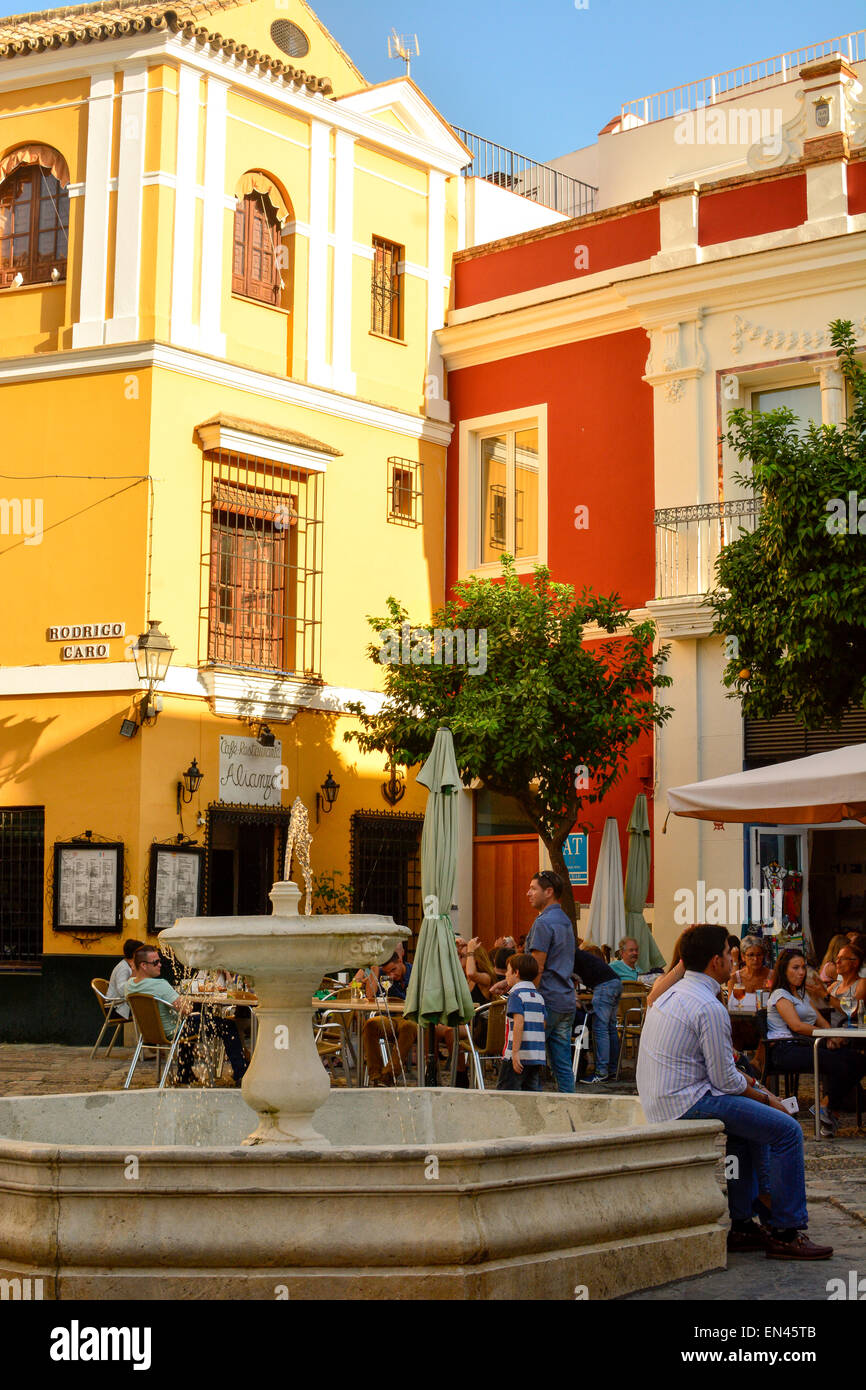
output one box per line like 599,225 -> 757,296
311,870 -> 353,915
709,320 -> 866,727
344,559 -> 671,917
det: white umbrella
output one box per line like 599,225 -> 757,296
585,817 -> 625,953
667,743 -> 866,826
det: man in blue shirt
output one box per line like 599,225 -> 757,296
526,870 -> 577,1093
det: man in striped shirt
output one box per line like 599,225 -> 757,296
636,925 -> 832,1261
497,954 -> 547,1092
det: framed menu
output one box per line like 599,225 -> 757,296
148,845 -> 205,932
54,842 -> 124,932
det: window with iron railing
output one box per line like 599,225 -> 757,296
0,807 -> 44,967
371,236 -> 403,338
204,453 -> 322,677
387,456 -> 423,527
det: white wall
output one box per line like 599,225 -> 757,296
465,177 -> 568,248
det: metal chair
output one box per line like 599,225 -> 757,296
472,999 -> 507,1084
572,1017 -> 592,1082
123,994 -> 188,1089
89,978 -> 127,1060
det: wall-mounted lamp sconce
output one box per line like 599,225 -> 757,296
132,619 -> 175,727
316,770 -> 340,823
176,758 -> 204,813
257,723 -> 276,748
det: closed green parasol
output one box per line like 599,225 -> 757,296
625,793 -> 665,972
403,728 -> 474,1080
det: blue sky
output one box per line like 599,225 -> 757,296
1,0 -> 862,160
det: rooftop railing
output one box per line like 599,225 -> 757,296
654,499 -> 762,600
622,29 -> 865,127
452,127 -> 598,219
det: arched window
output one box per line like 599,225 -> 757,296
0,145 -> 69,288
232,172 -> 292,307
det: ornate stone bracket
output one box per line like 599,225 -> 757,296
643,311 -> 706,403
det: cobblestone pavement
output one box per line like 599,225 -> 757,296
0,1043 -> 237,1093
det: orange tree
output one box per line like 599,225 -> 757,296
710,320 -> 866,726
344,558 -> 671,930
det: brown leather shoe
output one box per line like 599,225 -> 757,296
765,1231 -> 833,1260
727,1223 -> 773,1253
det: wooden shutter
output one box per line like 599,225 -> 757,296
232,204 -> 246,294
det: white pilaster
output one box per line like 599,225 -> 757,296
653,186 -> 700,271
331,129 -> 356,395
426,169 -> 449,422
170,65 -> 200,349
71,71 -> 114,349
104,63 -> 147,344
307,119 -> 332,388
805,161 -> 850,237
199,76 -> 228,358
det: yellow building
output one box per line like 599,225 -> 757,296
0,0 -> 472,1039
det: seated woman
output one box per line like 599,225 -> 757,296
819,934 -> 849,986
464,937 -> 496,1004
826,943 -> 866,1027
728,935 -> 772,996
767,948 -> 866,1135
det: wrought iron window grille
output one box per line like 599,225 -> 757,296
386,457 -> 423,527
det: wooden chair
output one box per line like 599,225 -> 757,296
89,978 -> 127,1060
123,994 -> 188,1089
615,987 -> 647,1080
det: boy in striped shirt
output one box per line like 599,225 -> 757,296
497,954 -> 547,1092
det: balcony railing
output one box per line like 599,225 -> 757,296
452,127 -> 598,219
622,28 -> 865,126
654,499 -> 761,600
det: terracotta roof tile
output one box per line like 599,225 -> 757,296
0,0 -> 334,93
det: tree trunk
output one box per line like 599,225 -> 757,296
545,835 -> 578,940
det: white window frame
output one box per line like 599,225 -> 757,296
458,404 -> 548,578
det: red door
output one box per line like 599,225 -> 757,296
472,835 -> 539,949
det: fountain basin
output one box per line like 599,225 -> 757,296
0,1088 -> 726,1300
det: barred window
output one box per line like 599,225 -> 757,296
387,456 -> 422,527
0,807 -> 44,967
232,193 -> 283,305
0,166 -> 68,288
371,236 -> 403,338
205,454 -> 322,677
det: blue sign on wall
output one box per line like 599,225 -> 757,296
563,833 -> 588,887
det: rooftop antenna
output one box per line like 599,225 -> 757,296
388,29 -> 419,78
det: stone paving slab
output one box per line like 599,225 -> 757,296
622,1198 -> 866,1300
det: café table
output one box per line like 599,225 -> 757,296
312,994 -> 405,1087
182,990 -> 259,1072
813,1027 -> 866,1139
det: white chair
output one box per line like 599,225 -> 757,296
123,994 -> 188,1089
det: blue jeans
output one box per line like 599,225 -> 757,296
682,1091 -> 808,1230
545,1009 -> 576,1093
590,978 -> 622,1078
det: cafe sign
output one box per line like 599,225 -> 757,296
218,735 -> 284,807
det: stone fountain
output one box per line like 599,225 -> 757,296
0,798 -> 729,1299
160,798 -> 404,1145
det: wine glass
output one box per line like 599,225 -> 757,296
841,993 -> 858,1028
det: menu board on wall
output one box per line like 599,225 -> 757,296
149,845 -> 205,931
53,843 -> 123,931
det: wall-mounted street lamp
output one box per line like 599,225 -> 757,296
132,619 -> 175,727
316,770 -> 340,823
176,758 -> 204,813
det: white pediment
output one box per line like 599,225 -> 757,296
335,79 -> 471,165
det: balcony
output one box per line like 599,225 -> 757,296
452,127 -> 598,219
621,28 -> 865,126
648,499 -> 761,639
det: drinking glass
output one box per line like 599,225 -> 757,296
841,994 -> 857,1028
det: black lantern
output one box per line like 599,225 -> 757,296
316,770 -> 340,822
132,619 -> 175,726
177,758 -> 204,811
